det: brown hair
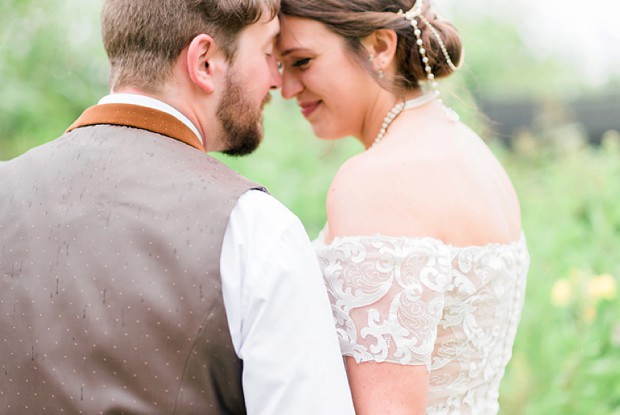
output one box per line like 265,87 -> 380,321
280,0 -> 462,92
102,0 -> 279,92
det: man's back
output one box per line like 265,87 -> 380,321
0,125 -> 252,413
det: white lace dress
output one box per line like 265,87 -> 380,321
314,229 -> 529,415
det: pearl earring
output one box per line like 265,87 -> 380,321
369,55 -> 384,80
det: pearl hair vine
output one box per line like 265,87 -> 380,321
398,0 -> 458,83
368,1 -> 460,150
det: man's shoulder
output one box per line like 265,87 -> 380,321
109,129 -> 266,197
233,190 -> 300,231
196,155 -> 266,194
228,190 -> 314,256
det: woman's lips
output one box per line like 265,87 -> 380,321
300,101 -> 321,118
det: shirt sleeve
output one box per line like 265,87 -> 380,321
221,190 -> 355,415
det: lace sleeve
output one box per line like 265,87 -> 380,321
315,236 -> 453,369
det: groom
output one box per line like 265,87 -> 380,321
0,0 -> 354,414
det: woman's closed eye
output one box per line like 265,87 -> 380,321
292,57 -> 312,68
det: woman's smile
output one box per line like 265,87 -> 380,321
299,100 -> 322,118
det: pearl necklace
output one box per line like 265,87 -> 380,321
370,91 -> 440,149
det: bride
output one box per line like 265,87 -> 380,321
277,0 -> 530,413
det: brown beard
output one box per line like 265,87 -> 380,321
217,68 -> 271,156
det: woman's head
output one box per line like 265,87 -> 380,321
277,15 -> 380,140
279,0 -> 462,92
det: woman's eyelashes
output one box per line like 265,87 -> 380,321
291,57 -> 312,68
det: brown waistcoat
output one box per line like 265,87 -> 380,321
0,104 -> 261,414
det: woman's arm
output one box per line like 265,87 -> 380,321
346,358 -> 429,415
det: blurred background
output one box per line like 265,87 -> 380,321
1,1 -> 619,413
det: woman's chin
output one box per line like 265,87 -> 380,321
311,126 -> 345,141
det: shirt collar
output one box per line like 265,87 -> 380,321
98,93 -> 203,145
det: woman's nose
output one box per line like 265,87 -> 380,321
280,70 -> 303,99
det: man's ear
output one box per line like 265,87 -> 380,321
363,29 -> 398,73
186,34 -> 219,94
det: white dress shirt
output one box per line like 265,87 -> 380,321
98,94 -> 355,415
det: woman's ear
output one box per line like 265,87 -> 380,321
364,29 -> 398,73
186,34 -> 217,94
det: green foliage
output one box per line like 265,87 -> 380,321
2,2 -> 620,414
497,138 -> 620,414
0,1 -> 107,159
455,17 -> 581,99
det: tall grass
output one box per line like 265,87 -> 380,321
498,133 -> 620,415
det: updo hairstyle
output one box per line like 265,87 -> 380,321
280,0 -> 462,92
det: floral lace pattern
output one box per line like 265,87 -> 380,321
314,230 -> 529,415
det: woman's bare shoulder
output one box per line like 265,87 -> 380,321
326,149 -> 453,238
326,137 -> 522,244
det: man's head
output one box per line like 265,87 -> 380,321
101,0 -> 282,155
102,0 -> 278,92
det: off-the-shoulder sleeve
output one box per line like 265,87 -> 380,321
314,235 -> 453,369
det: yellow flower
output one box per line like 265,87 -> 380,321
584,304 -> 597,323
551,278 -> 573,307
588,273 -> 617,302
